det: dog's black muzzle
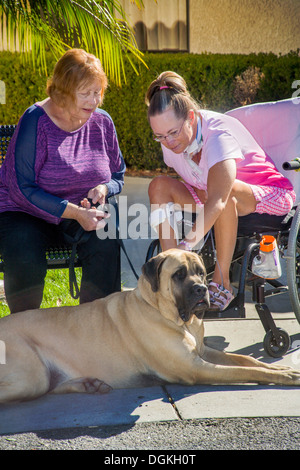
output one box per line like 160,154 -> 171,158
178,283 -> 210,322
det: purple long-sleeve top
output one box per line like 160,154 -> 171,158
0,104 -> 125,224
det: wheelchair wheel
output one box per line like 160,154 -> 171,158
145,239 -> 161,262
286,204 -> 300,325
263,328 -> 290,358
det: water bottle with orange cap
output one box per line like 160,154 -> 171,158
251,235 -> 282,279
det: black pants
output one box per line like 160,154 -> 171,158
0,212 -> 121,313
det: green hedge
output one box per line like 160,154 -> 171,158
0,51 -> 299,170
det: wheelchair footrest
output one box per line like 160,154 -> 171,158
204,300 -> 246,319
204,291 -> 246,319
204,310 -> 243,319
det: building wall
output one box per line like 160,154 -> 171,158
189,0 -> 300,55
1,0 -> 299,56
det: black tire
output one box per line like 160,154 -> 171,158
145,239 -> 161,262
286,204 -> 300,325
263,328 -> 290,358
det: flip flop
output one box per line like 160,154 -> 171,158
208,281 -> 234,311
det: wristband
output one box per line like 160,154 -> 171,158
178,240 -> 192,251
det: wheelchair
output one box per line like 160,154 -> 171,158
145,98 -> 300,359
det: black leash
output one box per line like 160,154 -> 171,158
65,197 -> 139,300
112,196 -> 139,281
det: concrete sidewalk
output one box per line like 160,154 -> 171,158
0,315 -> 299,435
0,176 -> 299,436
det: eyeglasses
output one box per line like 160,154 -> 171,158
153,119 -> 186,143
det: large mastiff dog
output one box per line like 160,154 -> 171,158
0,249 -> 299,403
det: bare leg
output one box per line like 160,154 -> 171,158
149,176 -> 257,293
211,195 -> 238,289
148,175 -> 200,251
212,180 -> 257,290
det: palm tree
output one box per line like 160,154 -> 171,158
0,0 -> 147,86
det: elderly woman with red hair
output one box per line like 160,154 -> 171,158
0,49 -> 125,313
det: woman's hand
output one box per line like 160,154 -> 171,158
87,184 -> 108,207
61,202 -> 110,231
76,206 -> 110,231
76,184 -> 110,230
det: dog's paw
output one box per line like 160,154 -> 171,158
82,378 -> 112,394
52,377 -> 112,394
277,368 -> 300,386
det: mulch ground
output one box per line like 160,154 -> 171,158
125,167 -> 179,179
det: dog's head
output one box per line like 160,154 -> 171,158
139,249 -> 210,325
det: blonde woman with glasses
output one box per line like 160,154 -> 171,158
145,71 -> 295,312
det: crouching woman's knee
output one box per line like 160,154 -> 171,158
148,175 -> 174,202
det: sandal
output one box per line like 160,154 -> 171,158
208,282 -> 234,311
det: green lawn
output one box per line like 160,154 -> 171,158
0,269 -> 81,318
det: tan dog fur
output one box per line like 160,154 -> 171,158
0,249 -> 299,403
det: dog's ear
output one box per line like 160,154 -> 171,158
142,253 -> 167,292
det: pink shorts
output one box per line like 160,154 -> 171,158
184,181 -> 296,216
183,182 -> 204,206
249,185 -> 296,216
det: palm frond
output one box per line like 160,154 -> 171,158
0,0 -> 148,85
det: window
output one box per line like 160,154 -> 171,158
118,0 -> 188,51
